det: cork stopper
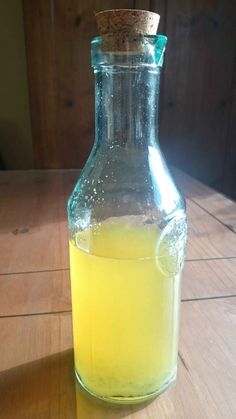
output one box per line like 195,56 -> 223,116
95,9 -> 160,52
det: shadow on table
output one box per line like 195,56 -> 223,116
0,349 -> 153,419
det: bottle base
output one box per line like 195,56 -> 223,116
74,368 -> 176,405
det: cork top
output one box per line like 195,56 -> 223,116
95,9 -> 160,36
95,9 -> 160,53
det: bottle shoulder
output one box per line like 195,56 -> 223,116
68,145 -> 186,233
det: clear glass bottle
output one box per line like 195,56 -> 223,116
68,31 -> 187,404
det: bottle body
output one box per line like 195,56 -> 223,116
70,222 -> 183,401
68,34 -> 187,403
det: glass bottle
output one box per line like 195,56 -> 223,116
68,28 -> 187,404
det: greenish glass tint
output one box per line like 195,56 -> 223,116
91,34 -> 167,68
68,34 -> 187,404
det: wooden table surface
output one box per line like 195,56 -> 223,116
0,169 -> 236,419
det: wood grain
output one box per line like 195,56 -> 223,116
0,299 -> 235,418
0,270 -> 71,317
0,170 -> 78,274
0,313 -> 74,419
160,0 -> 236,191
182,258 -> 236,301
1,170 -> 236,276
23,0 -> 135,169
1,255 -> 236,318
0,313 -> 72,373
22,1 -> 236,199
174,168 -> 236,232
186,198 -> 236,260
0,169 -> 235,417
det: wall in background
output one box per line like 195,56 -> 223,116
4,0 -> 236,200
22,0 -> 236,199
0,0 -> 33,169
160,0 -> 236,197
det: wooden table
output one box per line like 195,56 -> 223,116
0,169 -> 236,419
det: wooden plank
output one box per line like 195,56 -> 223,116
0,313 -> 75,419
1,256 -> 236,317
0,313 -> 72,373
0,170 -> 78,274
182,258 -> 236,301
23,0 -> 134,169
0,256 -> 235,318
174,168 -> 236,233
0,299 -> 235,418
179,298 -> 236,419
1,170 -> 236,275
160,0 -> 236,190
186,198 -> 236,260
0,270 -> 71,317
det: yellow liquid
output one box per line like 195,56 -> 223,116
69,223 -> 181,401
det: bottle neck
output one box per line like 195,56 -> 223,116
94,66 -> 161,149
